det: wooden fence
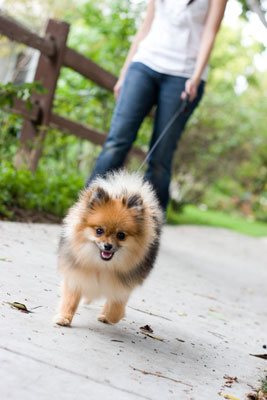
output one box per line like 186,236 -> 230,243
0,14 -> 145,171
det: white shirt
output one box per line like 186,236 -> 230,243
133,0 -> 210,80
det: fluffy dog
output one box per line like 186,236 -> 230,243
54,170 -> 163,326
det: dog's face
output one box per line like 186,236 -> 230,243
75,187 -> 145,265
89,222 -> 129,262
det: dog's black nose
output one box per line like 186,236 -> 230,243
104,243 -> 113,251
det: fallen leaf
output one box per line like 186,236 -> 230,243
110,339 -> 124,343
246,393 -> 258,400
7,302 -> 32,313
224,375 -> 238,382
130,366 -> 193,387
218,392 -> 240,400
250,354 -> 267,360
140,331 -> 164,342
140,324 -> 153,333
209,307 -> 217,312
176,338 -> 185,343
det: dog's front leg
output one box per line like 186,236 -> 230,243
54,279 -> 81,326
98,297 -> 129,324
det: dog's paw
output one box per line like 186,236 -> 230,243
97,314 -> 111,324
53,314 -> 71,327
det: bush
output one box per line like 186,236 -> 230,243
0,161 -> 84,219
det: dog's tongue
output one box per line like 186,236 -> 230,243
102,251 -> 112,259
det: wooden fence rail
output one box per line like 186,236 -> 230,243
0,13 -> 145,171
0,15 -> 56,57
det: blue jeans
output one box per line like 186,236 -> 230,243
88,62 -> 205,210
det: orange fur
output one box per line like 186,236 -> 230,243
54,280 -> 81,326
98,298 -> 129,324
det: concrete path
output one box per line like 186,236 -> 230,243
0,221 -> 266,400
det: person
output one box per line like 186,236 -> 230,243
87,0 -> 228,211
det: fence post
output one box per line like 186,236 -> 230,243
14,19 -> 69,172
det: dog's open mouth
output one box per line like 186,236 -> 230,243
100,251 -> 114,261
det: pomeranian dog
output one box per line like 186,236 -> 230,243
54,170 -> 163,326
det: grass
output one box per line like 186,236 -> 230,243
262,376 -> 267,392
167,204 -> 267,238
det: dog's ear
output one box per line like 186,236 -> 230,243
88,187 -> 110,209
126,194 -> 143,213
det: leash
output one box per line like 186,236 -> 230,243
137,93 -> 190,173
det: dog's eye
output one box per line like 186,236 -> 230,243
96,228 -> 104,236
117,232 -> 126,241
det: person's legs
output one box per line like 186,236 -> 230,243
144,75 -> 205,210
87,62 -> 159,185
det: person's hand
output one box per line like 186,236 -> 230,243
181,76 -> 200,102
113,76 -> 125,100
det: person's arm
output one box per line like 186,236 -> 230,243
114,0 -> 155,99
181,0 -> 228,101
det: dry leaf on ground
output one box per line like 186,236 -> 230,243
7,302 -> 32,313
140,325 -> 153,333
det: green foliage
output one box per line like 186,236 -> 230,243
54,0 -> 150,147
0,161 -> 83,219
262,376 -> 267,393
0,110 -> 21,162
171,24 -> 267,222
0,81 -> 45,108
65,0 -> 144,74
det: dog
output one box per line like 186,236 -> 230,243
54,170 -> 163,326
